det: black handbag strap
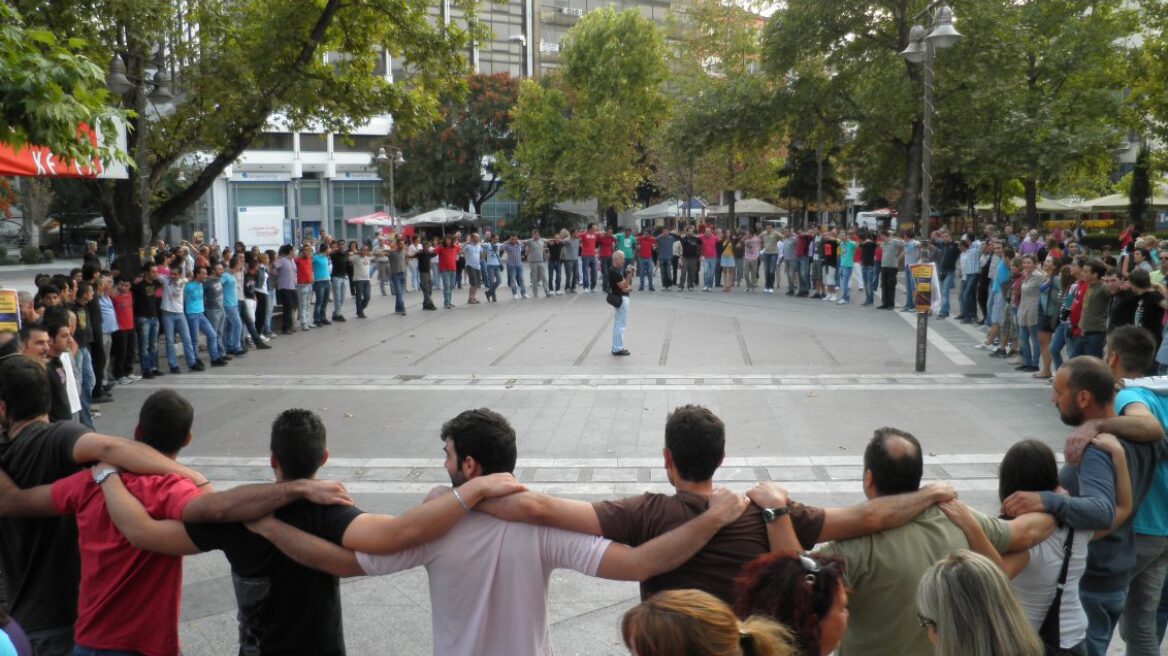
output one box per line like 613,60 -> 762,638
1039,527 -> 1075,653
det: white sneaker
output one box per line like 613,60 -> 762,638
837,299 -> 848,305
974,343 -> 992,350
128,374 -> 142,381
522,293 -> 529,299
117,377 -> 133,385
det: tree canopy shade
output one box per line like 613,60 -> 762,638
7,0 -> 486,259
504,7 -> 668,220
394,74 -> 519,216
0,3 -> 124,164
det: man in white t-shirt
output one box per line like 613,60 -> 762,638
250,407 -> 747,656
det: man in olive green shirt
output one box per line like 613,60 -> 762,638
819,428 -> 1053,656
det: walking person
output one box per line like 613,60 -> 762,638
610,251 -> 632,356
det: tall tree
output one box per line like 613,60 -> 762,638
1130,146 -> 1152,231
505,7 -> 668,221
393,73 -> 519,215
12,0 -> 485,265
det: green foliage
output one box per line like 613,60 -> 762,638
505,8 -> 668,214
41,248 -> 55,263
0,3 -> 125,164
394,74 -> 520,214
13,0 -> 486,255
20,246 -> 42,264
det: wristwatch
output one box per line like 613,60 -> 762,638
762,506 -> 790,523
92,466 -> 119,486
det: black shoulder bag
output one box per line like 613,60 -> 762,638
1039,527 -> 1076,656
606,292 -> 622,309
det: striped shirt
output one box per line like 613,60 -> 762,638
960,242 -> 982,276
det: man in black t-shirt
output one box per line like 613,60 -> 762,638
329,241 -> 349,322
99,408 -> 523,655
131,263 -> 163,378
680,227 -> 702,290
610,251 -> 632,356
0,356 -> 208,656
412,243 -> 438,310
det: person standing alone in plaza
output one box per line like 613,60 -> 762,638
879,229 -> 904,310
610,251 -> 632,356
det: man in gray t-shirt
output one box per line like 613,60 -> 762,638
878,233 -> 904,310
526,232 -> 548,298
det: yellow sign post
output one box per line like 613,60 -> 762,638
0,290 -> 20,332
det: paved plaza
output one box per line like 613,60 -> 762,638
41,273 -> 1111,654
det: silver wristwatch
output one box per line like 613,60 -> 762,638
762,506 -> 790,523
92,466 -> 119,486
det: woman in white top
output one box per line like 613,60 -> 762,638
945,438 -> 1132,655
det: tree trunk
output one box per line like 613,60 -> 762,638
1022,177 -> 1038,228
898,120 -> 924,229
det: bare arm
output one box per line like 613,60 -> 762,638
180,479 -> 351,524
99,473 -> 200,555
596,488 -> 747,581
0,468 -> 57,518
247,516 -> 364,577
819,483 -> 955,541
475,491 -> 602,536
745,482 -> 801,553
72,433 -> 207,485
939,500 -> 1006,569
342,474 -> 524,554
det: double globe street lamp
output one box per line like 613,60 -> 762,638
375,146 -> 405,230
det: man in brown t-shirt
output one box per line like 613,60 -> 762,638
480,404 -> 955,603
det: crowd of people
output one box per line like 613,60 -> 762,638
0,325 -> 1163,656
1,221 -> 1168,656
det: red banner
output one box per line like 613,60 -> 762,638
0,124 -> 125,178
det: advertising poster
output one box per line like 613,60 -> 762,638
0,290 -> 19,332
910,263 -> 935,313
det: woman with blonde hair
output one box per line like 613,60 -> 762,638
916,550 -> 1043,656
622,589 -> 794,656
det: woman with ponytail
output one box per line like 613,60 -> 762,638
621,589 -> 794,656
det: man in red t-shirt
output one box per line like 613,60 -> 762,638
0,390 -> 351,656
294,246 -> 315,331
635,229 -> 657,292
698,227 -> 719,291
578,223 -> 600,293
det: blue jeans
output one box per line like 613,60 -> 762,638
548,259 -> 562,291
1122,535 -> 1168,656
73,647 -> 140,656
507,264 -> 526,297
1081,587 -> 1127,656
702,257 -> 717,289
353,280 -> 370,316
442,271 -> 457,306
486,264 -> 501,296
763,253 -> 778,289
612,296 -> 629,352
331,276 -> 347,317
581,256 -> 596,290
938,271 -> 955,316
262,292 -> 274,334
1050,322 -> 1070,370
77,346 -> 94,428
312,280 -> 330,323
599,257 -> 612,290
187,312 -> 221,361
1070,332 -> 1105,358
638,257 -> 655,290
903,268 -> 915,310
392,272 -> 406,312
798,257 -> 811,293
296,283 -> 312,328
839,267 -> 853,302
135,317 -> 158,373
224,304 -> 243,353
659,257 -> 673,288
161,310 -> 196,368
205,306 -> 224,355
959,273 -> 979,319
1019,323 -> 1040,367
862,266 -> 878,304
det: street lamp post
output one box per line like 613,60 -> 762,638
901,2 -> 962,373
375,146 -> 405,230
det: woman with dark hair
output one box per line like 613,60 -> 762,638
943,438 -> 1130,655
734,552 -> 849,656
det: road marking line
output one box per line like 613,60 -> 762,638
897,311 -> 975,366
136,381 -> 1039,392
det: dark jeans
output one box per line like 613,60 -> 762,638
419,271 -> 435,308
659,257 -> 673,288
959,273 -> 979,320
27,625 -> 73,656
599,256 -> 612,291
72,647 -> 141,656
312,280 -> 330,324
581,256 -> 596,290
862,265 -> 878,304
548,258 -> 562,291
353,280 -> 371,315
134,316 -> 158,373
763,253 -> 778,289
880,267 -> 898,308
111,330 -> 133,379
89,332 -> 106,397
1070,333 -> 1106,358
392,272 -> 406,312
277,288 -> 297,333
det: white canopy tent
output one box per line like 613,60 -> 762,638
709,198 -> 788,217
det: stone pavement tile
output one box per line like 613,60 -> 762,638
825,466 -> 863,480
590,468 -> 639,482
532,468 -> 583,482
179,610 -> 240,655
939,463 -> 1000,478
711,466 -> 757,482
353,467 -> 415,482
767,466 -> 824,482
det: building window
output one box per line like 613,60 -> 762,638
299,182 -> 321,206
248,133 -> 293,151
236,184 -> 286,207
300,134 -> 327,152
334,135 -> 385,153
